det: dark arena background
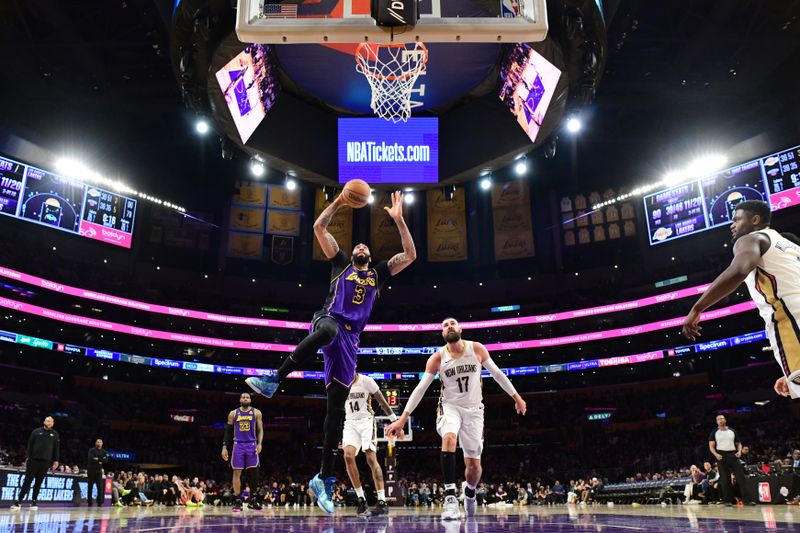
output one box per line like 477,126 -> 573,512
1,0 -> 800,531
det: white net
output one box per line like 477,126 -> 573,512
355,42 -> 429,123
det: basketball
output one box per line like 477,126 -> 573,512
341,179 -> 371,208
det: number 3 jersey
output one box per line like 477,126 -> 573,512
319,251 -> 390,333
346,374 -> 381,421
439,341 -> 483,408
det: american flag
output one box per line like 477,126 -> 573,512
262,3 -> 298,18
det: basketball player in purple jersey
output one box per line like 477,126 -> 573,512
221,392 -> 264,512
246,190 -> 416,513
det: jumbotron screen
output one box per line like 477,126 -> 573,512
499,43 -> 562,144
338,118 -> 439,184
0,155 -> 137,248
643,143 -> 800,246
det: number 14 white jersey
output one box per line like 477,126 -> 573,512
439,341 -> 483,408
346,374 -> 380,421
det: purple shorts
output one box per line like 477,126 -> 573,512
231,441 -> 258,470
316,316 -> 360,388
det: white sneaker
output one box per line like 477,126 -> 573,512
441,495 -> 461,521
464,496 -> 476,517
30,503 -> 38,510
10,503 -> 21,511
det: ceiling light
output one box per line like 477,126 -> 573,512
565,116 -> 582,133
195,119 -> 210,135
480,177 -> 492,190
249,158 -> 266,177
286,177 -> 297,190
514,157 -> 528,176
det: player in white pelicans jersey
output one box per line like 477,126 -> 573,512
342,374 -> 397,516
386,317 -> 527,521
682,200 -> 800,398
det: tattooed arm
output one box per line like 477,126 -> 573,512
385,191 -> 417,276
313,195 -> 345,259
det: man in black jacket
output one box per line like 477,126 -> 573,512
87,438 -> 108,507
11,416 -> 60,510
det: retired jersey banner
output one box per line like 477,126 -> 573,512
266,210 -> 301,236
227,231 -> 263,259
232,181 -> 267,206
491,181 -> 535,260
427,188 -> 468,262
370,190 -> 402,260
230,206 -> 266,233
312,189 -> 353,261
268,185 -> 302,210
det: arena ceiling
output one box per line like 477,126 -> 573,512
0,0 -> 798,207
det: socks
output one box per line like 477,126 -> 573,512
465,483 -> 476,498
355,487 -> 365,499
377,489 -> 385,502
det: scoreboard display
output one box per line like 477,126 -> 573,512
384,389 -> 400,407
0,155 -> 137,248
644,143 -> 800,245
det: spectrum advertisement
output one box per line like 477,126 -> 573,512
338,118 -> 439,184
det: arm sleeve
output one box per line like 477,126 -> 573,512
482,358 -> 518,398
223,424 -> 234,448
402,372 -> 435,416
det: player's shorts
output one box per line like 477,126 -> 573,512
436,403 -> 484,459
765,296 -> 800,398
315,314 -> 360,388
342,418 -> 377,453
231,441 -> 259,470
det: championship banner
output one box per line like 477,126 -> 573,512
271,235 -> 294,265
370,190 -> 402,260
312,189 -> 353,261
232,181 -> 268,206
227,231 -> 263,259
426,188 -> 467,262
491,181 -> 535,260
268,185 -> 302,210
266,210 -> 301,236
230,206 -> 266,233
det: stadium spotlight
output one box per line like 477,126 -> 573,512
565,115 -> 582,133
514,157 -> 528,176
249,157 -> 266,178
687,154 -> 727,178
285,176 -> 297,190
404,191 -> 415,204
195,118 -> 210,134
480,176 -> 492,190
367,190 -> 375,204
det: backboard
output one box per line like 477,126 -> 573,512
375,415 -> 413,443
236,0 -> 548,44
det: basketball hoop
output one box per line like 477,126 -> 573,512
355,42 -> 428,123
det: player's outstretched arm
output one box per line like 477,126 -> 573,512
682,233 -> 766,340
385,352 -> 440,437
474,342 -> 527,415
385,191 -> 417,276
313,194 -> 346,259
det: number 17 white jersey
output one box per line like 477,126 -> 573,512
439,341 -> 483,408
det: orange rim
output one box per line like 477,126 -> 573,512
356,42 -> 428,81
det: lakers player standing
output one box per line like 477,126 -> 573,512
342,373 -> 397,516
221,392 -> 263,512
682,200 -> 800,398
386,317 -> 527,520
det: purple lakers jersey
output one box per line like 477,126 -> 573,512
321,251 -> 390,333
234,407 -> 257,443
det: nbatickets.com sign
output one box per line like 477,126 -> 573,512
338,118 -> 438,184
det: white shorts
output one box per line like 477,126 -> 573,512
342,418 -> 377,454
766,317 -> 800,399
436,403 -> 484,459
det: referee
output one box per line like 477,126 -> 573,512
708,414 -> 755,506
11,416 -> 60,510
